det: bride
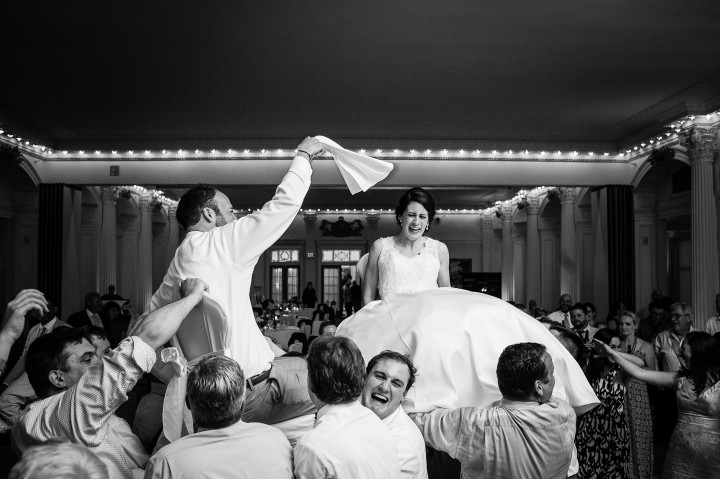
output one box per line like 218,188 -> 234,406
363,187 -> 450,304
339,187 -> 598,415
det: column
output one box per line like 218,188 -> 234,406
365,211 -> 381,245
559,187 -> 577,299
686,126 -> 720,321
304,210 -> 319,287
166,204 -> 179,265
136,194 -> 154,314
525,195 -> 542,305
38,184 -> 64,312
480,214 -> 495,272
499,204 -> 516,301
98,187 -> 117,293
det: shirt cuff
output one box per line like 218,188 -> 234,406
119,336 -> 158,373
288,155 -> 313,187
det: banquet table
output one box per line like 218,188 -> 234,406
264,326 -> 301,349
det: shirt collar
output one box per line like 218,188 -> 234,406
316,400 -> 360,421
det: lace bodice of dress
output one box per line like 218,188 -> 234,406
377,236 -> 440,299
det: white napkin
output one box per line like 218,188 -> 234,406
314,135 -> 394,195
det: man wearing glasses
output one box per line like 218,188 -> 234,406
652,302 -> 697,452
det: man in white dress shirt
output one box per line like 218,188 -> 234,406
411,342 -> 576,479
362,351 -> 427,479
703,292 -> 720,335
142,137 -> 323,426
294,336 -> 400,479
547,293 -> 573,328
144,354 -> 293,479
13,279 -> 209,479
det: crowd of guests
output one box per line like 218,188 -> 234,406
533,290 -> 720,479
2,280 -> 719,479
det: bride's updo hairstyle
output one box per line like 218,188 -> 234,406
395,187 -> 436,225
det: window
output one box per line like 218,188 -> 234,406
321,249 -> 361,263
271,249 -> 300,263
271,267 -> 299,302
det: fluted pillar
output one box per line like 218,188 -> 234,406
304,210 -> 319,286
687,126 -> 720,321
365,211 -> 380,244
99,187 -> 117,293
166,204 -> 179,266
499,205 -> 516,301
137,195 -> 154,314
559,187 -> 578,299
525,195 -> 542,305
480,214 -> 495,272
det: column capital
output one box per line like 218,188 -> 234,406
480,214 -> 495,228
498,204 -> 516,223
365,211 -> 380,228
139,194 -> 154,213
101,186 -> 117,203
526,195 -> 542,215
558,187 -> 578,203
683,126 -> 719,164
303,210 -> 318,226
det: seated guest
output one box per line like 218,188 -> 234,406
12,278 -> 210,479
0,301 -> 70,431
144,354 -> 293,479
294,336 -> 400,479
9,439 -> 108,479
361,351 -> 427,479
411,342 -> 576,479
67,292 -> 104,329
319,321 -> 336,337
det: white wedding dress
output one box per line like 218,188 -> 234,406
337,237 -> 598,414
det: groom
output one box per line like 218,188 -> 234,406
143,137 -> 323,428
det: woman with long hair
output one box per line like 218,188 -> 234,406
595,331 -> 720,478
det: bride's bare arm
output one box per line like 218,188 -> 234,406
362,240 -> 382,305
437,241 -> 450,287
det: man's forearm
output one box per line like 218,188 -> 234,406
132,292 -> 204,350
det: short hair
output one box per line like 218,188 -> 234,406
318,321 -> 334,335
395,187 -> 436,225
583,302 -> 596,315
366,350 -> 418,394
9,439 -> 108,479
569,302 -> 585,313
496,342 -> 548,399
649,299 -> 666,312
187,353 -> 246,429
549,325 -> 585,363
176,184 -> 219,230
79,325 -> 107,342
671,302 -> 694,323
102,301 -> 121,315
26,328 -> 88,398
307,336 -> 366,405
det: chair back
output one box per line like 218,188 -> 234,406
311,319 -> 322,336
175,295 -> 229,362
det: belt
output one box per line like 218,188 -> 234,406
247,366 -> 272,386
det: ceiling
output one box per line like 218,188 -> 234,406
3,1 -> 720,209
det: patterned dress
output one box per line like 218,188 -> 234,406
625,339 -> 653,479
577,368 -> 629,479
662,378 -> 720,479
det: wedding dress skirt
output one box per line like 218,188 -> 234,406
337,288 -> 599,414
